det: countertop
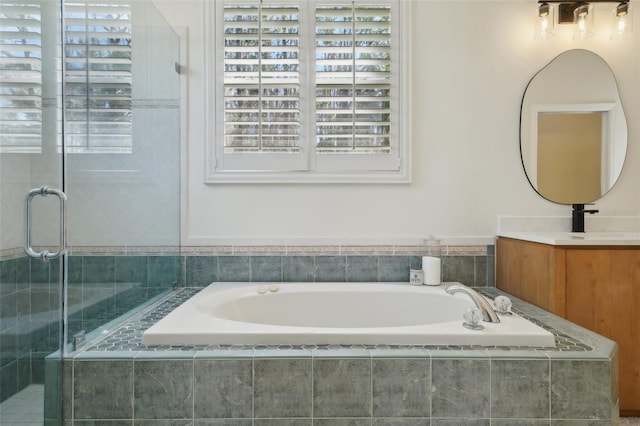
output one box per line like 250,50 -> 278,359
497,231 -> 640,246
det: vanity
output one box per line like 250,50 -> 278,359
501,48 -> 638,414
496,233 -> 640,415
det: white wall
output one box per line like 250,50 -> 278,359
154,0 -> 640,246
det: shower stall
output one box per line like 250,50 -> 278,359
0,1 -> 181,423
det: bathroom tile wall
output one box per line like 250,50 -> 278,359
0,255 -> 56,403
181,244 -> 495,288
0,252 -> 180,403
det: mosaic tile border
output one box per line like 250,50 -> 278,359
0,244 -> 489,259
85,286 -> 591,353
182,244 -> 489,257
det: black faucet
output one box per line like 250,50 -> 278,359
571,203 -> 599,233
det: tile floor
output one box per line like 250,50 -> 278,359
0,384 -> 639,425
0,385 -> 44,425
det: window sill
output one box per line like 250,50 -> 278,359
204,169 -> 411,184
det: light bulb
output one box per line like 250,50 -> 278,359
612,2 -> 633,39
573,3 -> 594,39
536,2 -> 554,40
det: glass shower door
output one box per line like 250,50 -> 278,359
2,1 -> 181,422
0,0 -> 66,423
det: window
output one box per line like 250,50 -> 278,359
0,2 -> 42,153
206,0 -> 411,183
64,1 -> 132,154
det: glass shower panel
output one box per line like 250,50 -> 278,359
1,0 -> 180,423
0,0 -> 65,422
62,0 -> 181,348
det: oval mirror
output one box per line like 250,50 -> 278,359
520,49 -> 627,204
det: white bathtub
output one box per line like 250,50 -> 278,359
142,282 -> 556,347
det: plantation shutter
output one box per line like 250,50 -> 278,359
0,2 -> 43,153
64,1 -> 132,154
315,4 -> 391,154
210,0 -> 406,181
220,1 -> 306,171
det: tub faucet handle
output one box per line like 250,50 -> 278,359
463,307 -> 484,330
494,295 -> 513,316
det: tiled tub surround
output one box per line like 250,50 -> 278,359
0,252 -> 179,403
1,244 -> 494,404
51,287 -> 619,425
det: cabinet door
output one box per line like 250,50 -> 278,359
565,248 -> 640,413
496,238 -> 565,316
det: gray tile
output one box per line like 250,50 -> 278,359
431,420 -> 490,426
474,256 -> 487,287
62,359 -> 73,421
194,359 -> 252,418
254,358 -> 312,418
250,256 -> 282,282
550,360 -> 612,420
431,358 -> 490,418
68,256 -> 82,285
73,360 -> 133,419
551,421 -> 612,425
486,255 -> 495,287
346,256 -> 378,282
83,256 -> 116,284
254,420 -> 312,426
1,293 -> 18,332
43,357 -> 62,420
314,256 -> 346,282
315,420 -> 370,426
218,256 -> 250,282
16,257 -> 30,290
134,360 -> 193,419
491,359 -> 550,418
116,256 -> 148,285
372,419 -> 430,426
492,421 -> 551,426
186,256 -> 218,286
372,358 -> 429,417
195,421 -> 252,426
442,256 -> 474,286
134,421 -> 193,426
313,358 -> 371,417
283,256 -> 314,282
0,258 -> 18,294
30,258 -> 50,284
378,256 -> 410,282
0,362 -> 17,401
75,421 -> 134,425
148,256 -> 181,287
409,256 -> 423,270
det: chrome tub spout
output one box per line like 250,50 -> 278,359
445,284 -> 500,323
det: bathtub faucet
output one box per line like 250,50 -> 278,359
445,284 -> 500,323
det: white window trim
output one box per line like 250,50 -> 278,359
204,0 -> 411,184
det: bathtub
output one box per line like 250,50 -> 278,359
142,282 -> 556,347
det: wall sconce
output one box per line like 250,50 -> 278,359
571,2 -> 594,39
535,0 -> 633,39
537,2 -> 555,39
612,1 -> 633,38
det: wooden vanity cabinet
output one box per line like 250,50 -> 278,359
496,237 -> 640,415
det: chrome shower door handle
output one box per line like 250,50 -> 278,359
24,186 -> 68,260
